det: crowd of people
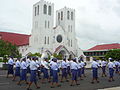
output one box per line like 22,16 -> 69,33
6,56 -> 120,90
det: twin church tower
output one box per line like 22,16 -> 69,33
28,0 -> 84,58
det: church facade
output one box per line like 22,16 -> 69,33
27,0 -> 84,58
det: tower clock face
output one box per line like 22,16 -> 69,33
56,35 -> 62,43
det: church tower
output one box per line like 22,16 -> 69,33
30,0 -> 54,53
56,7 -> 77,55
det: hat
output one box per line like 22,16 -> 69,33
52,58 -> 57,62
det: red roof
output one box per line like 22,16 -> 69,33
0,32 -> 30,46
88,43 -> 120,51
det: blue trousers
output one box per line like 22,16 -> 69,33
81,67 -> 85,74
43,68 -> 49,79
62,68 -> 67,77
102,66 -> 106,73
78,68 -> 81,77
92,68 -> 98,78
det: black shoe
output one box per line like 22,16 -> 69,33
91,82 -> 94,84
76,84 -> 80,85
51,86 -> 55,88
57,85 -> 61,87
36,87 -> 40,89
97,81 -> 100,83
26,88 -> 32,90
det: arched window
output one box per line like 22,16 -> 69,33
35,7 -> 36,16
71,12 -> 73,20
58,13 -> 60,20
71,40 -> 72,47
71,25 -> 72,32
48,6 -> 51,15
68,25 -> 70,32
61,11 -> 63,20
43,4 -> 47,14
37,5 -> 39,15
45,36 -> 46,44
48,21 -> 49,28
48,37 -> 49,44
67,11 -> 69,20
45,20 -> 47,28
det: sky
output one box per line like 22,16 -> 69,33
0,0 -> 120,50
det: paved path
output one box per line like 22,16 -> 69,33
0,69 -> 119,90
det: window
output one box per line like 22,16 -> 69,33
43,4 -> 47,14
71,40 -> 72,47
61,11 -> 63,20
67,11 -> 69,20
58,13 -> 60,20
48,6 -> 51,15
45,21 -> 47,28
48,21 -> 49,28
37,5 -> 39,15
71,12 -> 73,20
45,36 -> 46,44
71,25 -> 72,32
68,25 -> 70,32
48,37 -> 49,44
35,7 -> 37,16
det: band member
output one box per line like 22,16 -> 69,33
108,58 -> 115,82
50,58 -> 61,88
101,59 -> 107,77
26,57 -> 40,90
12,58 -> 21,81
70,58 -> 80,86
17,58 -> 28,85
61,58 -> 68,82
77,59 -> 83,80
7,56 -> 14,78
114,60 -> 119,74
91,58 -> 100,84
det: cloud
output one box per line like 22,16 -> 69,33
0,0 -> 120,50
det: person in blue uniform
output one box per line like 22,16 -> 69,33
26,56 -> 31,74
114,60 -> 119,74
81,59 -> 86,78
17,58 -> 28,85
91,58 -> 100,84
77,59 -> 83,80
66,59 -> 71,77
101,59 -> 107,77
70,58 -> 80,86
108,58 -> 115,82
61,58 -> 68,82
50,58 -> 61,88
7,56 -> 14,78
119,60 -> 120,75
12,58 -> 21,81
26,57 -> 40,90
41,57 -> 50,83
35,57 -> 41,79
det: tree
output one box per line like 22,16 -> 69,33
105,49 -> 120,60
0,40 -> 21,59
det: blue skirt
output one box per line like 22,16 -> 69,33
8,64 -> 14,75
15,67 -> 20,76
92,68 -> 98,78
81,67 -> 85,74
27,66 -> 31,73
102,66 -> 106,73
109,68 -> 114,78
71,69 -> 77,80
50,68 -> 53,77
78,68 -> 81,77
67,66 -> 71,74
62,68 -> 67,77
43,68 -> 49,79
30,70 -> 37,82
20,69 -> 27,81
52,70 -> 58,83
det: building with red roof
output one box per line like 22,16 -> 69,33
84,43 -> 120,61
0,31 -> 30,54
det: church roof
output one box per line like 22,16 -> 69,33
0,31 -> 30,46
87,43 -> 120,51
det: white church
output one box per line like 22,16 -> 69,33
25,0 -> 84,59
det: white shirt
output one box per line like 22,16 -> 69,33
114,61 -> 119,66
15,60 -> 21,67
30,60 -> 39,70
26,58 -> 31,67
81,61 -> 85,68
8,58 -> 14,65
77,63 -> 82,69
51,61 -> 59,70
91,61 -> 99,68
41,60 -> 49,69
61,61 -> 67,68
66,61 -> 70,67
20,61 -> 27,69
101,61 -> 107,67
70,62 -> 78,70
108,62 -> 115,68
